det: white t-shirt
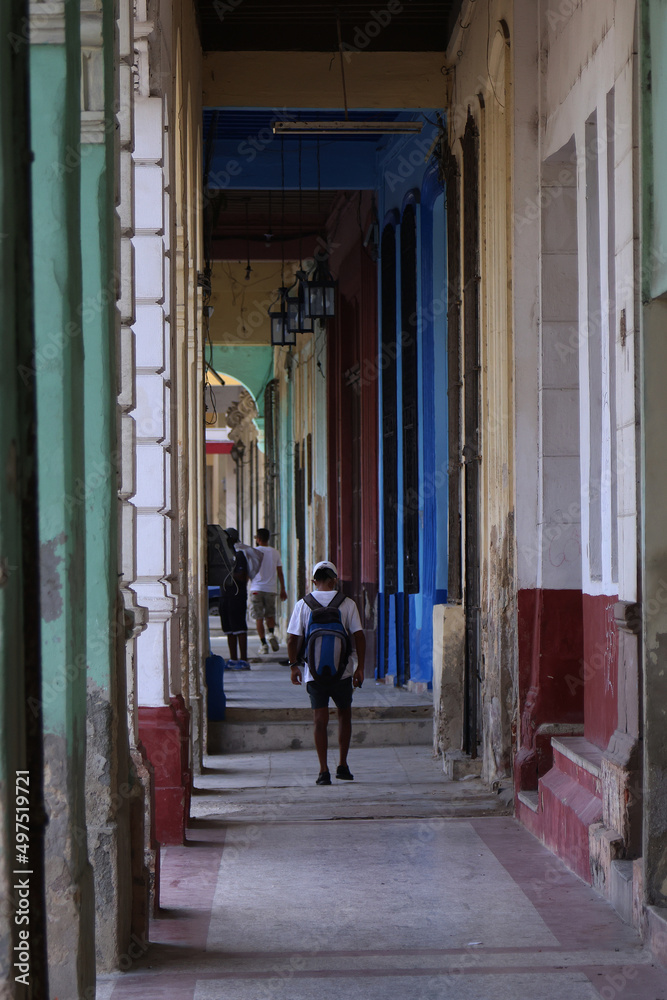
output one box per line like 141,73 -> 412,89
249,545 -> 282,592
287,589 -> 363,683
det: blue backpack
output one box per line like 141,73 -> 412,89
302,592 -> 352,685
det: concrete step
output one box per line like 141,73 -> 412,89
538,736 -> 604,884
223,704 -> 432,723
517,789 -> 539,813
550,736 -> 603,793
208,709 -> 433,753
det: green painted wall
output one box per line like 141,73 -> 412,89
211,344 -> 274,421
31,33 -> 87,746
278,364 -> 295,622
30,3 -> 96,994
642,0 -> 667,298
81,11 -> 119,692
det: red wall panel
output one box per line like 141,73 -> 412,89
326,193 -> 379,625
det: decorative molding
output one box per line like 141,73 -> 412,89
29,2 -> 66,45
81,111 -> 107,144
123,590 -> 149,640
80,9 -> 103,47
226,390 -> 259,444
133,39 -> 150,97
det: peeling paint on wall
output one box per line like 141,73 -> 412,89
40,532 -> 66,622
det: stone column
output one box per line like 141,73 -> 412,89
638,2 -> 667,951
79,0 -> 138,971
116,0 -> 157,927
132,0 -> 191,847
29,2 -> 95,995
226,391 -> 261,545
641,296 -> 667,936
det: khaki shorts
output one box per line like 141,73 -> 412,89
249,590 -> 276,620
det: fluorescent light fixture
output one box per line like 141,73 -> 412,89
272,120 -> 423,135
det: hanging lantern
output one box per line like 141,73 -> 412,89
287,273 -> 314,334
304,259 -> 336,319
269,287 -> 296,346
268,138 -> 296,347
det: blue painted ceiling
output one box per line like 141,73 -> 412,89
203,108 -> 422,145
203,108 -> 435,191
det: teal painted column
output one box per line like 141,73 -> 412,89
278,359 -> 295,613
80,0 -> 133,969
0,1 -> 49,994
30,3 -> 95,996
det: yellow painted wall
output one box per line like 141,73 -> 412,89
203,51 -> 446,108
209,260 -> 301,346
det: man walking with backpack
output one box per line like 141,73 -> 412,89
286,561 -> 365,785
249,527 -> 287,654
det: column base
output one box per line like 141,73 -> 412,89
138,701 -> 191,846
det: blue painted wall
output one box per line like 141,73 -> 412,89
376,118 -> 447,687
205,107 -> 449,686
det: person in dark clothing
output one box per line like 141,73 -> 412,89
218,527 -> 250,668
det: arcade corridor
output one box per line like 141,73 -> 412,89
98,639 -> 666,1000
5,1 -> 667,997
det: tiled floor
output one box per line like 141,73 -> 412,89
99,744 -> 667,1000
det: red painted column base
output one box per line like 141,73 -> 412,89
514,589 -> 616,884
138,700 -> 191,846
539,740 -> 603,883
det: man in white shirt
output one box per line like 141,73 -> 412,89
249,527 -> 287,654
286,561 -> 365,785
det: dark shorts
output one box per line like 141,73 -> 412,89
306,676 -> 353,710
219,593 -> 247,635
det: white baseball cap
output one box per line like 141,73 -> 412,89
312,560 -> 338,577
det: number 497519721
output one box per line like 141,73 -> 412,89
15,772 -> 30,861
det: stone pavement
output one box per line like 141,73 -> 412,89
97,628 -> 667,999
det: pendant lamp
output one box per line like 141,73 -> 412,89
269,287 -> 296,346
